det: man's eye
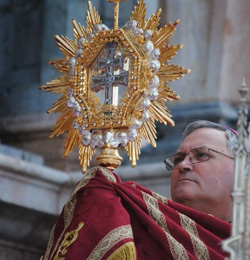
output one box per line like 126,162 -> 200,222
174,156 -> 184,165
195,152 -> 209,160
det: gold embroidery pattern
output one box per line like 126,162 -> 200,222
42,225 -> 55,260
71,166 -> 98,196
179,213 -> 210,260
142,192 -> 168,231
87,225 -> 134,260
151,191 -> 168,205
54,222 -> 84,260
71,166 -> 116,198
107,242 -> 136,260
64,195 -> 77,228
142,192 -> 189,260
99,166 -> 117,182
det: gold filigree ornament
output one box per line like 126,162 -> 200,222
40,0 -> 190,172
54,222 -> 84,260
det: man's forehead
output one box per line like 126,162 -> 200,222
178,128 -> 227,151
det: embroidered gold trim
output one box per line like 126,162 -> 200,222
142,192 -> 168,231
151,191 -> 168,204
42,225 -> 55,260
179,213 -> 210,260
99,166 -> 117,182
54,222 -> 84,260
142,191 -> 189,260
64,195 -> 77,228
107,242 -> 136,260
87,225 -> 134,260
166,232 -> 189,260
71,166 -> 98,196
71,166 -> 116,197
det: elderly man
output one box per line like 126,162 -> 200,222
42,120 -> 234,260
165,120 -> 236,222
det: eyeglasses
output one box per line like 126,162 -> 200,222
164,146 -> 234,171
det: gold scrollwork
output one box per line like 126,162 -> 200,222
54,222 -> 84,260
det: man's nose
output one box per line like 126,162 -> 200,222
177,155 -> 193,173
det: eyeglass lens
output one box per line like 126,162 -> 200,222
165,147 -> 211,170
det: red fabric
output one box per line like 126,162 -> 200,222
42,167 -> 230,260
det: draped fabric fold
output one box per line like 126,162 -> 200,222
41,166 -> 230,260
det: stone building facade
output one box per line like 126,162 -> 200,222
0,0 -> 250,258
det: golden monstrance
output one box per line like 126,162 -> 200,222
41,0 -> 190,173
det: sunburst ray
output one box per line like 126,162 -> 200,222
158,84 -> 180,102
86,1 -> 102,34
46,59 -> 69,75
55,35 -> 78,57
158,64 -> 190,82
47,96 -> 68,114
151,20 -> 179,49
141,118 -> 157,147
72,19 -> 88,39
50,110 -> 74,138
158,44 -> 183,64
125,132 -> 143,168
64,127 -> 78,157
79,145 -> 95,173
130,0 -> 146,29
144,8 -> 162,31
149,101 -> 175,125
40,76 -> 70,94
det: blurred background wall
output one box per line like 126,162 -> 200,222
0,0 -> 249,258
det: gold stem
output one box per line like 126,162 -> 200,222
113,1 -> 119,29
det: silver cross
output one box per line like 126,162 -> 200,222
92,41 -> 129,105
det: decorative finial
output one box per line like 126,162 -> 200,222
239,77 -> 249,101
107,0 -> 125,29
236,77 -> 249,154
